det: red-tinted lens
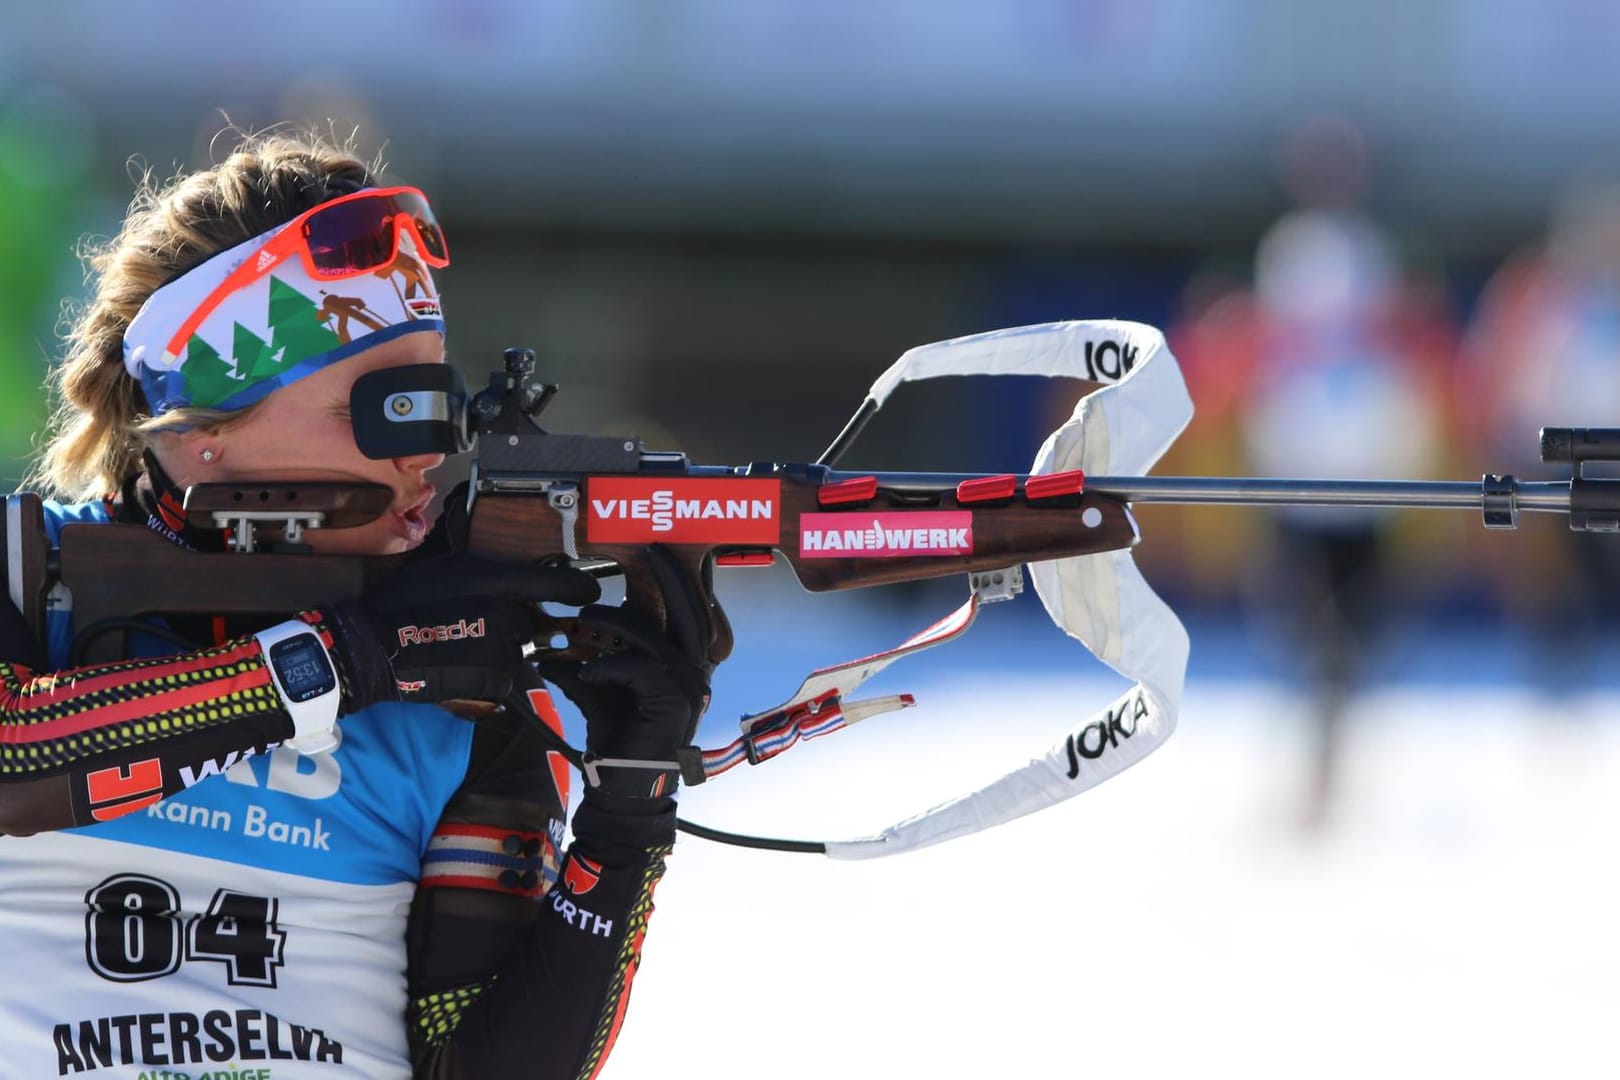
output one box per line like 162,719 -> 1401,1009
301,195 -> 399,278
298,189 -> 449,277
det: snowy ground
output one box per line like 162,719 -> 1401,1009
587,589 -> 1620,1079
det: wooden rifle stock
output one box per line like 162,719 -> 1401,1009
56,528 -> 394,663
41,484 -> 403,664
23,470 -> 1134,668
468,469 -> 1137,665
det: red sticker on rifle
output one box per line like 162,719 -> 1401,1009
799,511 -> 974,558
587,478 -> 781,543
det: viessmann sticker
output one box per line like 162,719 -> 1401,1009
799,511 -> 974,558
587,478 -> 781,543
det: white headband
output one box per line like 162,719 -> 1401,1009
123,222 -> 443,415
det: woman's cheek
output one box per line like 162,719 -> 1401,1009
306,519 -> 405,557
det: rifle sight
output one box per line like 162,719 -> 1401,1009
1540,428 -> 1620,468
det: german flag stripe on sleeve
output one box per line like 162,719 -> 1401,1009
0,630 -> 303,779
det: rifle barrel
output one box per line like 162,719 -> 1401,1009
823,468 -> 1570,515
1082,476 -> 1571,513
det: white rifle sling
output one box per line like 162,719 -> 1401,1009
819,320 -> 1193,859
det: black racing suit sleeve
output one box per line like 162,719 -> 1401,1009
408,704 -> 676,1080
0,595 -> 311,834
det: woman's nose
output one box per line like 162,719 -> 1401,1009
393,450 -> 447,475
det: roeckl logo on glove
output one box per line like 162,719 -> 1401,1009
398,617 -> 487,648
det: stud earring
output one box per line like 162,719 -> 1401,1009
200,449 -> 217,463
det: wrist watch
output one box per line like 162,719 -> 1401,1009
254,620 -> 341,755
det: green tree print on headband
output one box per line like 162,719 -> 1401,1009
181,276 -> 345,409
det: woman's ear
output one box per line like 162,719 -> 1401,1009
169,425 -> 224,467
149,425 -> 224,487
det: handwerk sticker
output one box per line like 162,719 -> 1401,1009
799,511 -> 974,559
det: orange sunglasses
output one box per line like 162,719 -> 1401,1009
163,185 -> 449,360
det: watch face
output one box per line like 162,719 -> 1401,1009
269,635 -> 338,704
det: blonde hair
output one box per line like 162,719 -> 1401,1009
27,127 -> 384,501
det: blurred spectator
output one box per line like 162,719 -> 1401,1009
1175,116 -> 1456,830
1456,181 -> 1620,686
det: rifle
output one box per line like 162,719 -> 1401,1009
5,320 -> 1612,857
6,348 -> 1135,664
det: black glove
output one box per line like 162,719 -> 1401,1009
537,546 -> 717,800
323,555 -> 601,710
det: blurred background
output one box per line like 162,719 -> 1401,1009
6,2 -> 1620,1077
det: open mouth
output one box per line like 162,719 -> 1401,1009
397,488 -> 436,542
